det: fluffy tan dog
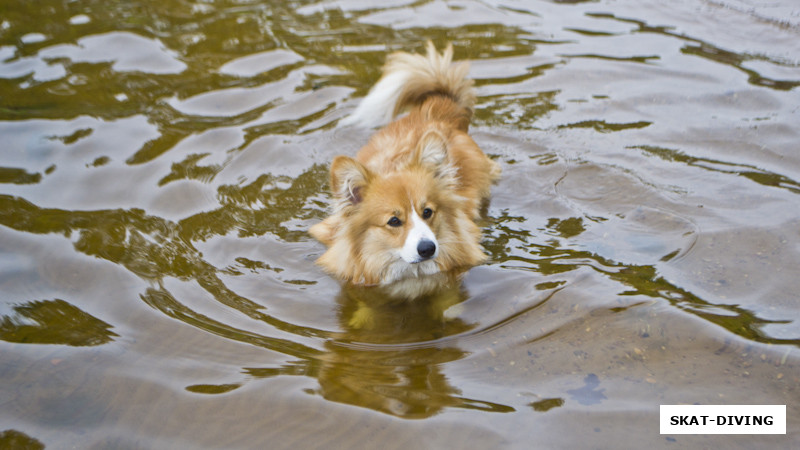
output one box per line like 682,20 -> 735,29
310,42 -> 500,299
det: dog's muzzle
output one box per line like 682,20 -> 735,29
417,239 -> 437,261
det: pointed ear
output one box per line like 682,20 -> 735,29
415,130 -> 448,167
330,156 -> 370,206
414,130 -> 458,185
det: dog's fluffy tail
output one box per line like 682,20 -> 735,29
340,42 -> 475,128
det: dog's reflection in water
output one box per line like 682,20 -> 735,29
311,274 -> 514,418
337,271 -> 468,339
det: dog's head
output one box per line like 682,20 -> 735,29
313,131 -> 486,291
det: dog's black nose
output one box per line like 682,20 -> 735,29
417,239 -> 436,260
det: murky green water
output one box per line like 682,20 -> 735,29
1,0 -> 799,448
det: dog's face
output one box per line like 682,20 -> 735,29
312,131 -> 486,291
351,170 -> 446,284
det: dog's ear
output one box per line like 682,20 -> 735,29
330,155 -> 371,207
415,130 -> 458,186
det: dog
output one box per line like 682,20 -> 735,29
309,42 -> 500,299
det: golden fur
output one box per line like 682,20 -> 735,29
310,42 -> 500,299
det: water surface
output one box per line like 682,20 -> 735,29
1,0 -> 799,448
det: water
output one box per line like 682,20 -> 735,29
1,0 -> 799,448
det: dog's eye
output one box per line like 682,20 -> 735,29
422,208 -> 433,219
387,216 -> 402,227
